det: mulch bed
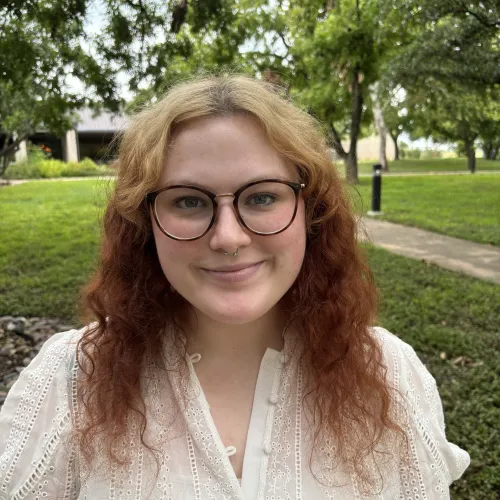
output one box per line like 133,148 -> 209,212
0,316 -> 76,406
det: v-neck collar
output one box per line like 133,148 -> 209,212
185,347 -> 284,500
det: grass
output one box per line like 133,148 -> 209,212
366,246 -> 500,499
351,174 -> 500,246
352,157 -> 500,174
0,180 -> 110,320
1,179 -> 499,497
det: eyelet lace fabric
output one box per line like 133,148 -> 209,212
0,326 -> 469,499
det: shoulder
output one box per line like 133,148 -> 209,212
0,323 -> 94,420
369,325 -> 441,418
369,326 -> 470,486
0,325 -> 94,497
370,325 -> 432,383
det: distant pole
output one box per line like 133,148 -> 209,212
368,163 -> 383,216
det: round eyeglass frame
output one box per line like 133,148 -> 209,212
146,178 -> 306,241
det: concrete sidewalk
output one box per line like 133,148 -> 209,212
360,217 -> 500,285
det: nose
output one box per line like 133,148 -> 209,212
208,197 -> 252,253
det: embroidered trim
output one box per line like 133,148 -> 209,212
295,365 -> 303,500
257,356 -> 283,499
187,434 -> 201,500
12,411 -> 71,500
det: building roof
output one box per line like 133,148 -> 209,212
76,108 -> 129,132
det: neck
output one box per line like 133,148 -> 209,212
185,306 -> 286,363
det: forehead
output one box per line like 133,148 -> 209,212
158,114 -> 298,191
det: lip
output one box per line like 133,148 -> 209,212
201,261 -> 265,283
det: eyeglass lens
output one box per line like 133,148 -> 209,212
154,181 -> 297,239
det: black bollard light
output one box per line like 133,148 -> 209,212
368,163 -> 383,216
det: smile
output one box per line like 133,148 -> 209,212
201,261 -> 265,283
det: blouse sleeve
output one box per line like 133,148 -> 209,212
0,329 -> 80,500
374,327 -> 470,498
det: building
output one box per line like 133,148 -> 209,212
14,111 -> 395,165
14,109 -> 128,164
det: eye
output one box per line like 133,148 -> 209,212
246,193 -> 276,206
174,197 -> 209,209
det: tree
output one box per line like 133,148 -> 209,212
478,103 -> 500,160
403,83 -> 499,172
0,0 -> 121,172
383,0 -> 499,170
120,0 -> 410,184
389,1 -> 499,89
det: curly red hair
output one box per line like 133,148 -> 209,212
78,75 -> 407,492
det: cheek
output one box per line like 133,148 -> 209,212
273,203 -> 307,270
152,226 -> 195,279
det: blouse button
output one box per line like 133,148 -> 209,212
189,353 -> 202,363
269,394 -> 279,405
264,442 -> 272,455
225,445 -> 237,457
279,352 -> 288,364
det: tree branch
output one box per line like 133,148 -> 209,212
329,124 -> 347,159
464,8 -> 500,29
277,32 -> 290,51
0,134 -> 28,159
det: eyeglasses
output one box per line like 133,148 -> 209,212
147,179 -> 305,241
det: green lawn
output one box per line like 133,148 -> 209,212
351,174 -> 500,246
351,157 -> 500,174
0,179 -> 499,497
0,180 -> 111,320
366,246 -> 499,499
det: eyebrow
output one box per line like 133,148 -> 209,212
163,174 -> 297,191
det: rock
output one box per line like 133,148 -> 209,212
0,346 -> 12,356
15,366 -> 24,374
22,357 -> 31,367
6,319 -> 26,335
3,372 -> 19,384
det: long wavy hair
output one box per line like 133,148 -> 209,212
78,75 -> 407,491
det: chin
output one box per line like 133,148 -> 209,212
196,293 -> 275,325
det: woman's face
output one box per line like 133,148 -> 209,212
151,114 -> 306,325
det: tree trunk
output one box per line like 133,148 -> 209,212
346,67 -> 363,184
467,146 -> 476,173
389,131 -> 400,160
329,124 -> 348,161
482,141 -> 499,160
0,134 -> 28,176
345,148 -> 358,184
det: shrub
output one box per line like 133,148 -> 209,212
3,156 -> 114,179
403,149 -> 421,159
38,159 -> 67,178
2,161 -> 41,179
60,157 -> 99,177
421,150 -> 443,159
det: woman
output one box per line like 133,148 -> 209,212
0,75 -> 469,499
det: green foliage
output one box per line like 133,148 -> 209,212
3,157 -> 112,179
0,0 -> 121,164
401,148 -> 421,159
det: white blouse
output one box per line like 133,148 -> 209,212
0,326 -> 469,500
